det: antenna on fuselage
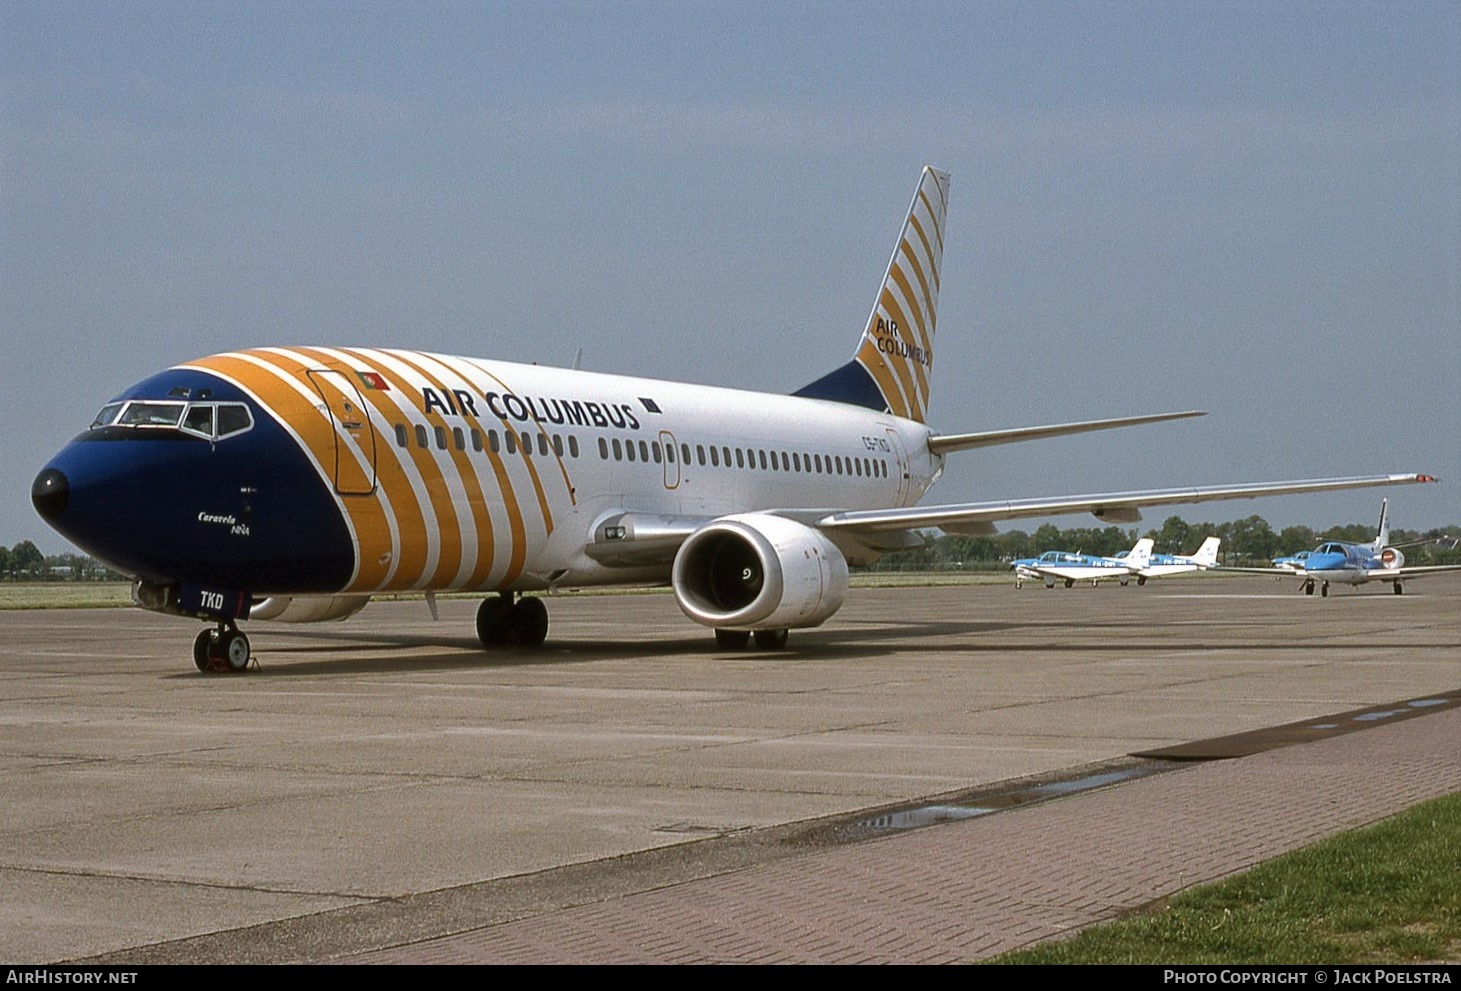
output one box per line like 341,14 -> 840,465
572,348 -> 584,371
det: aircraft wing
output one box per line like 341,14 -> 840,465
815,473 -> 1436,535
1210,565 -> 1306,577
583,474 -> 1434,569
1365,565 -> 1461,579
1211,562 -> 1461,579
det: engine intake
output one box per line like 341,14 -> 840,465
672,514 -> 848,630
1378,547 -> 1405,569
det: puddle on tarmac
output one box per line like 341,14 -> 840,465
838,762 -> 1169,840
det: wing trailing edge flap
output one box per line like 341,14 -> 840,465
816,474 -> 1437,536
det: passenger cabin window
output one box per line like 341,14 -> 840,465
395,424 -> 409,448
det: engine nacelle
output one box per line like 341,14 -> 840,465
249,595 -> 370,623
672,514 -> 849,630
1378,547 -> 1405,569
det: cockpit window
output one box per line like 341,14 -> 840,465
118,401 -> 187,427
90,403 -> 124,428
216,404 -> 251,437
182,405 -> 215,438
89,400 -> 253,440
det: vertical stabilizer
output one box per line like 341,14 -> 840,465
1372,499 -> 1390,552
1127,538 -> 1154,569
794,166 -> 951,422
1192,537 -> 1221,567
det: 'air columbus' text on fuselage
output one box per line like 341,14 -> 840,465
421,387 -> 644,431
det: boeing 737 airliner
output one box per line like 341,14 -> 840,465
31,167 -> 1437,671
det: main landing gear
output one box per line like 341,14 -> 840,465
476,593 -> 549,648
193,622 -> 251,673
714,628 -> 790,650
1301,579 -> 1330,597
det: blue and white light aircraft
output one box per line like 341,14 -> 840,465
30,167 -> 1439,671
1012,539 -> 1154,588
1222,500 -> 1461,596
1133,536 -> 1221,583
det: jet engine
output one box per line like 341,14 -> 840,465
672,514 -> 849,630
249,595 -> 370,623
1378,547 -> 1405,569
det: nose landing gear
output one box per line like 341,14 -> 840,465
193,622 -> 252,673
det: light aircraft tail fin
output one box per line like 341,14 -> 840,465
1192,537 -> 1221,567
1372,499 -> 1390,552
1127,538 -> 1154,569
794,165 -> 950,423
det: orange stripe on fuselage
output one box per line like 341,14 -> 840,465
450,360 -> 558,568
182,350 -> 392,590
375,350 -> 512,590
276,346 -> 440,592
245,348 -> 407,591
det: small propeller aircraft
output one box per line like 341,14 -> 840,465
1131,536 -> 1221,584
1221,500 -> 1461,596
1012,539 -> 1154,588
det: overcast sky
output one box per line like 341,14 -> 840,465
4,1 -> 1458,554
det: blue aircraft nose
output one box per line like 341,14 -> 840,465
31,467 -> 69,523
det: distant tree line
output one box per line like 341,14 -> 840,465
0,542 -> 126,581
862,514 -> 1461,572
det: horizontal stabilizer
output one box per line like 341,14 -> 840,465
928,410 -> 1205,455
